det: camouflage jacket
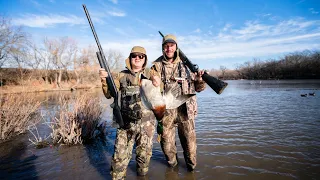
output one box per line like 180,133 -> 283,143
101,68 -> 154,124
150,55 -> 206,119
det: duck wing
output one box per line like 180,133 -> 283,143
163,83 -> 195,109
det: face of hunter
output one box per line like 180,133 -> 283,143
163,42 -> 177,59
130,53 -> 145,69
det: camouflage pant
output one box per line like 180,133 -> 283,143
160,103 -> 197,171
111,119 -> 156,180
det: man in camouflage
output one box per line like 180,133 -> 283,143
99,46 -> 156,179
150,34 -> 206,171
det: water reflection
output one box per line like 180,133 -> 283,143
0,80 -> 320,179
0,136 -> 38,179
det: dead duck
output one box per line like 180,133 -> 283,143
301,94 -> 308,97
139,78 -> 195,120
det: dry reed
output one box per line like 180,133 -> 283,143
28,123 -> 50,148
49,93 -> 102,145
0,93 -> 42,141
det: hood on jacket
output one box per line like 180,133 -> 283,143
125,46 -> 148,72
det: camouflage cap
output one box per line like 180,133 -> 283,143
130,46 -> 146,55
162,34 -> 177,45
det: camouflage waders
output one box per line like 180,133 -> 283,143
111,120 -> 156,180
160,104 -> 197,170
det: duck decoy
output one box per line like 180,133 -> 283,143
309,92 -> 315,96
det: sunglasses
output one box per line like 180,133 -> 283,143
130,54 -> 145,59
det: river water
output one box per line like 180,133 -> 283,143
1,80 -> 320,180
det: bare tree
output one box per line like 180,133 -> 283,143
74,47 -> 123,87
44,37 -> 77,88
0,16 -> 28,68
105,49 -> 124,72
76,45 -> 97,85
220,65 -> 227,78
28,41 -> 54,84
11,48 -> 29,84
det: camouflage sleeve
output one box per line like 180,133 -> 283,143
101,73 -> 120,99
149,63 -> 165,92
194,79 -> 206,92
149,64 -> 161,78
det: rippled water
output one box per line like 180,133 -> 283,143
1,80 -> 320,180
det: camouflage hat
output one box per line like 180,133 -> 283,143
162,34 -> 177,45
130,46 -> 146,55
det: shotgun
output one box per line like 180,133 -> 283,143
83,4 -> 124,128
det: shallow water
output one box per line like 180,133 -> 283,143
1,80 -> 320,180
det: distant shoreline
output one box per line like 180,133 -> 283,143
0,84 -> 101,95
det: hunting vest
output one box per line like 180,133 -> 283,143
156,60 -> 196,95
118,70 -> 154,123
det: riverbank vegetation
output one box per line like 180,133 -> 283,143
1,92 -> 104,146
50,93 -> 103,145
0,94 -> 42,141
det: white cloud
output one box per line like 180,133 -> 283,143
82,17 -> 320,69
222,23 -> 232,31
193,28 -> 201,33
135,18 -> 158,30
107,11 -> 126,17
179,18 -> 320,61
109,0 -> 118,4
114,28 -> 129,37
30,0 -> 41,7
262,13 -> 271,17
296,0 -> 306,4
309,8 -> 319,14
12,14 -> 86,28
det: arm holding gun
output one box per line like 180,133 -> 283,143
99,68 -> 120,99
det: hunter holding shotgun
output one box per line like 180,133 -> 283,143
99,46 -> 156,179
82,4 -> 156,179
150,34 -> 207,171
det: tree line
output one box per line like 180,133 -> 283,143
208,50 -> 320,80
0,16 -> 123,88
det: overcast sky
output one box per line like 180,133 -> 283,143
1,0 -> 319,69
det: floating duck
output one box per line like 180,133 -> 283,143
301,94 -> 308,97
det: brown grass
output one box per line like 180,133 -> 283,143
49,93 -> 103,145
0,93 -> 42,141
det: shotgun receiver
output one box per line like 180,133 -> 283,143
158,31 -> 228,94
83,4 -> 124,128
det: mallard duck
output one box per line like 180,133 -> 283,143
140,78 -> 194,120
